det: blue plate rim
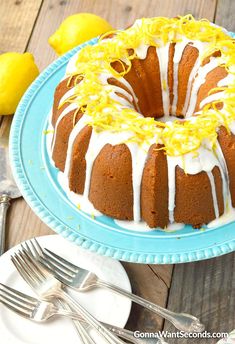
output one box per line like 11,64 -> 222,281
9,35 -> 235,264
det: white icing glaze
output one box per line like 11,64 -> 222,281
182,56 -> 200,115
127,142 -> 149,222
217,73 -> 234,86
156,43 -> 170,116
207,204 -> 235,228
167,155 -> 177,223
135,43 -> 149,60
114,219 -> 154,232
199,91 -> 224,109
114,219 -> 184,232
207,171 -> 219,218
166,142 -> 223,222
65,51 -> 80,75
83,128 -> 149,222
51,103 -> 78,152
59,87 -> 75,107
49,23 -> 235,232
215,140 -> 229,211
64,114 -> 90,177
229,120 -> 235,135
58,171 -> 102,216
171,40 -> 190,114
186,57 -> 220,116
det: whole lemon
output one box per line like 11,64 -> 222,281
0,52 -> 39,115
49,13 -> 114,55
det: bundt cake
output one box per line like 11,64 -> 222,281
48,15 -> 235,230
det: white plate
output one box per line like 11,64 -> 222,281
0,235 -> 132,344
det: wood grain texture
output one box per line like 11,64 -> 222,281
2,0 -> 231,337
164,253 -> 235,343
0,1 -> 176,332
215,0 -> 235,31
27,0 -> 217,71
163,5 -> 235,342
123,263 -> 172,331
0,0 -> 43,54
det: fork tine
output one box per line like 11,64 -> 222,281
20,247 -> 46,281
45,248 -> 78,273
0,283 -> 37,306
33,238 -> 77,274
18,250 -> 43,283
20,246 -> 55,282
11,255 -> 36,286
29,239 -> 75,280
36,257 -> 73,286
0,289 -> 34,312
0,298 -> 32,319
24,241 -> 40,260
40,256 -> 73,280
32,238 -> 44,257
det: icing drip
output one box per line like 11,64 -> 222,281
186,57 -> 219,116
135,43 -> 149,60
49,18 -> 235,231
167,156 -> 177,223
182,56 -> 200,114
215,141 -> 229,210
156,43 -> 170,116
51,103 -> 78,152
59,87 -> 75,107
64,115 -> 90,177
207,171 -> 219,218
171,40 -> 190,115
83,129 -> 149,222
166,143 -> 223,223
127,143 -> 149,222
199,91 -> 224,109
229,120 -> 235,135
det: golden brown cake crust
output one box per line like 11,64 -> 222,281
195,66 -> 228,112
69,125 -> 92,194
141,144 -> 168,228
50,34 -> 231,228
218,126 -> 235,207
52,109 -> 82,172
89,144 -> 133,220
176,44 -> 199,116
174,166 -> 224,226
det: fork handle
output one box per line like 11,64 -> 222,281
57,290 -> 126,344
58,307 -> 153,344
0,194 -> 11,256
57,299 -> 96,344
96,280 -> 204,333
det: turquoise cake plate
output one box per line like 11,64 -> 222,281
10,35 -> 235,264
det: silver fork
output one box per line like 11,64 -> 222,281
0,283 -> 159,344
11,248 -> 128,344
29,238 -> 205,333
0,282 -> 103,322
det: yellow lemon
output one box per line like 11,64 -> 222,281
0,52 -> 39,115
49,13 -> 113,55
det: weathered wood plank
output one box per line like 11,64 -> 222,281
0,0 -> 43,54
164,253 -> 235,343
123,263 -> 173,331
215,0 -> 235,32
1,0 -> 218,336
27,0 -> 217,71
164,4 -> 235,342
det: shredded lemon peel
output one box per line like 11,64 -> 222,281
62,15 -> 235,156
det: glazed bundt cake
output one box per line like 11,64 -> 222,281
49,15 -> 235,229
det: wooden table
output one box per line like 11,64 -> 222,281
0,1 -> 235,343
